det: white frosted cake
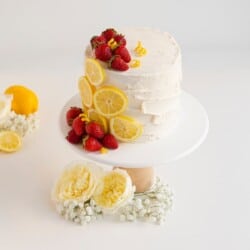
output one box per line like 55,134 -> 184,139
84,28 -> 182,142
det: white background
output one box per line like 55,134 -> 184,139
0,0 -> 250,249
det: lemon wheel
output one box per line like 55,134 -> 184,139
110,115 -> 143,142
93,86 -> 128,118
85,58 -> 105,86
0,130 -> 22,153
78,76 -> 94,108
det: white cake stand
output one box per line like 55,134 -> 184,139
59,90 -> 209,168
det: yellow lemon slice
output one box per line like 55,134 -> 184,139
93,86 -> 128,118
110,115 -> 143,142
78,76 -> 94,108
85,58 -> 105,86
87,109 -> 108,133
0,131 -> 22,153
4,85 -> 38,115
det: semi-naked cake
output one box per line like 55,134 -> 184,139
81,27 -> 182,144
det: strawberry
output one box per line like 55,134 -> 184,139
114,34 -> 126,46
83,136 -> 103,152
85,121 -> 105,139
101,28 -> 117,41
109,55 -> 129,71
90,35 -> 106,49
95,44 -> 112,62
72,116 -> 85,136
114,45 -> 131,63
66,106 -> 82,126
102,134 -> 118,149
66,129 -> 82,144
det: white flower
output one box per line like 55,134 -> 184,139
0,111 -> 39,137
93,169 -> 135,214
0,94 -> 12,123
52,161 -> 104,203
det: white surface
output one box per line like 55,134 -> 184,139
60,91 -> 209,167
0,0 -> 250,250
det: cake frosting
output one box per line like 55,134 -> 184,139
85,28 -> 182,142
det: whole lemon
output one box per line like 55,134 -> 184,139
4,85 -> 39,115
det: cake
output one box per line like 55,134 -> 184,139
84,27 -> 182,143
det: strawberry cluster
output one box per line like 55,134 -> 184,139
65,106 -> 118,152
90,28 -> 131,71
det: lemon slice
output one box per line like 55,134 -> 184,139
78,76 -> 94,108
93,86 -> 128,118
0,131 -> 22,153
110,115 -> 143,142
85,58 -> 105,86
87,109 -> 108,133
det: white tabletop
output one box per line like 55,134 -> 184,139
1,1 -> 250,249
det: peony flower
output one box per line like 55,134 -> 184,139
93,169 -> 135,213
52,161 -> 103,203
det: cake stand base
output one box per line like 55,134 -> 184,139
114,167 -> 155,192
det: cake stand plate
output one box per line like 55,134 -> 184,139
59,91 -> 209,168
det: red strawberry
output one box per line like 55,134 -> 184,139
85,121 -> 105,139
72,116 -> 85,136
101,28 -> 117,41
84,136 -> 102,152
102,134 -> 118,149
66,129 -> 82,144
66,106 -> 82,126
90,35 -> 106,49
114,45 -> 131,63
114,34 -> 126,46
109,55 -> 129,71
95,44 -> 112,62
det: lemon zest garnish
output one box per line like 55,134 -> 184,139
100,147 -> 108,154
79,113 -> 90,122
130,59 -> 141,68
107,38 -> 118,50
134,41 -> 147,56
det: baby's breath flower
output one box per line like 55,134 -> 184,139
0,111 -> 39,137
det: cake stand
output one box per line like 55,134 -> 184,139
59,91 -> 209,191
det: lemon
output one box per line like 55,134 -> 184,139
93,86 -> 128,118
4,85 -> 39,115
87,109 -> 108,133
78,76 -> 94,108
0,94 -> 12,121
110,115 -> 143,142
0,130 -> 22,153
85,58 -> 105,86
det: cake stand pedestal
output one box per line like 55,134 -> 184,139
59,91 -> 209,192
